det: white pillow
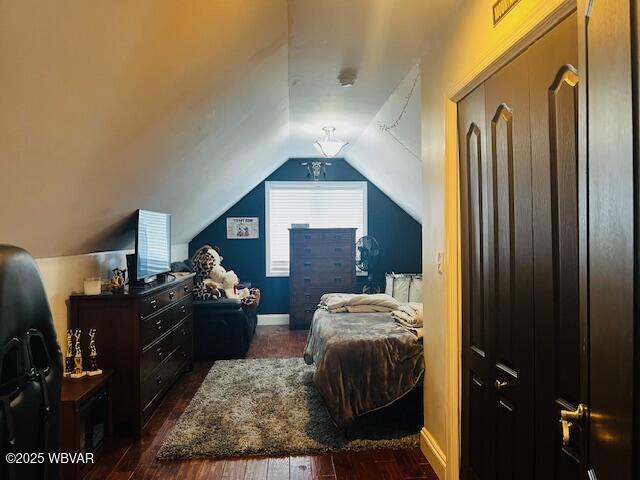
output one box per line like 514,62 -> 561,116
409,276 -> 423,302
385,273 -> 411,303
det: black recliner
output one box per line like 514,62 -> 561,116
0,245 -> 63,480
192,299 -> 257,360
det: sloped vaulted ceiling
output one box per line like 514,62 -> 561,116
0,0 -> 452,258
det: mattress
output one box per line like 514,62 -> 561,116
303,308 -> 424,427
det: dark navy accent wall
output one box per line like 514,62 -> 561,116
189,159 -> 422,313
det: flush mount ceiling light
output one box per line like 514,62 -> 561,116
313,127 -> 348,157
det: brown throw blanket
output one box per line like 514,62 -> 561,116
303,308 -> 424,427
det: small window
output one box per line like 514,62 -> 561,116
265,181 -> 367,277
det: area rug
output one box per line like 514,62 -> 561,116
156,358 -> 419,460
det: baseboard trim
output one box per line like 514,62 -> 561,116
420,427 -> 446,480
257,314 -> 289,326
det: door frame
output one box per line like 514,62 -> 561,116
440,2 -> 576,479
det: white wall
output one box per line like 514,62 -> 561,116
36,243 -> 188,352
348,63 -> 422,222
0,1 -> 290,258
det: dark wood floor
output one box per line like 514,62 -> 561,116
86,325 -> 436,479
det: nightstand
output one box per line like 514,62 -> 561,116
60,370 -> 113,480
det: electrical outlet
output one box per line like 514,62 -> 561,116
437,252 -> 444,274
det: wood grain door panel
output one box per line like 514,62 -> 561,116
528,14 -> 583,478
485,49 -> 535,480
459,84 -> 493,480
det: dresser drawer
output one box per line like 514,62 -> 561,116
140,281 -> 193,318
291,242 -> 351,259
175,316 -> 193,358
140,298 -> 192,349
293,230 -> 352,244
292,271 -> 352,289
292,258 -> 352,274
141,316 -> 192,381
290,306 -> 315,329
141,343 -> 187,415
141,329 -> 174,380
293,285 -> 352,301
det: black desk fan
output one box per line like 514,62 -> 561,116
355,235 -> 381,294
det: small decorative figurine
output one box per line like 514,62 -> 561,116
86,328 -> 102,376
64,330 -> 74,377
70,329 -> 86,378
110,267 -> 126,293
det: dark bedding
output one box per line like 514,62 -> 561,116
303,308 -> 424,427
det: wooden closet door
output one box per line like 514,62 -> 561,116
584,0 -> 635,477
484,50 -> 535,480
528,15 -> 583,479
459,84 -> 493,480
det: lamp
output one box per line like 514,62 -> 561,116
313,127 -> 348,157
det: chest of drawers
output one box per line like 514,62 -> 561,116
69,274 -> 194,437
289,228 -> 356,329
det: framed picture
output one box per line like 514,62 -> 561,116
226,217 -> 259,239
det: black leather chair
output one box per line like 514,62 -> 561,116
0,245 -> 63,480
192,299 -> 257,360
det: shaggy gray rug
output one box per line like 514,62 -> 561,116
157,358 -> 419,460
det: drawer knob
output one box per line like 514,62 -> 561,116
303,278 -> 311,283
304,308 -> 312,313
181,305 -> 187,313
156,346 -> 163,358
304,293 -> 311,298
156,319 -> 162,330
184,285 -> 190,293
156,376 -> 163,385
150,299 -> 158,309
334,247 -> 342,252
181,329 -> 188,336
183,352 -> 189,358
303,262 -> 311,267
169,292 -> 175,300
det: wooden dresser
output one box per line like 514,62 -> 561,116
289,228 -> 356,329
69,274 -> 194,437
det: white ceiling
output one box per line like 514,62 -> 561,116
288,0 -> 448,156
0,1 -> 453,258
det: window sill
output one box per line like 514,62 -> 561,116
265,270 -> 368,278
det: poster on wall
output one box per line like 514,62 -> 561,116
226,217 -> 259,239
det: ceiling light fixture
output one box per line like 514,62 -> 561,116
313,127 -> 348,157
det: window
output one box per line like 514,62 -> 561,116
265,181 -> 367,276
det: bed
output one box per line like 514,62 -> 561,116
303,307 -> 424,428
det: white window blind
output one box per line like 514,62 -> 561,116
265,181 -> 367,276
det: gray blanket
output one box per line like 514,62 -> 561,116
303,308 -> 424,427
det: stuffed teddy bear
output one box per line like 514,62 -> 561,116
191,245 -> 261,308
191,245 -> 225,300
196,245 -> 230,292
222,270 -> 250,299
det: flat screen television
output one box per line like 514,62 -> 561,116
135,209 -> 171,281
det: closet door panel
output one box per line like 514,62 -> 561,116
459,84 -> 493,480
484,50 -> 534,480
528,14 -> 582,479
